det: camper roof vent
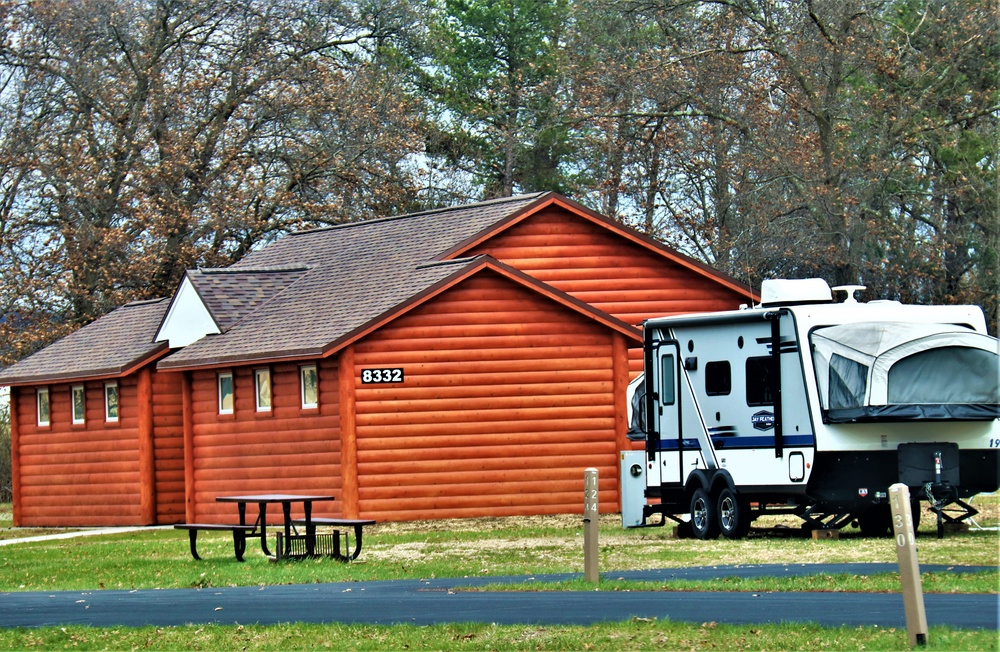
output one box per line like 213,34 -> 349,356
760,278 -> 833,307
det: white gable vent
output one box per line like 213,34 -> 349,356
759,278 -> 833,307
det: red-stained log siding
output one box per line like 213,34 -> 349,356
152,370 -> 185,523
466,206 -> 750,376
13,380 -> 142,526
187,359 -> 341,523
353,272 -> 621,521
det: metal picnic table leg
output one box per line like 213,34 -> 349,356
349,523 -> 365,560
232,529 -> 247,562
281,501 -> 293,557
186,529 -> 202,560
256,502 -> 271,557
303,501 -> 316,557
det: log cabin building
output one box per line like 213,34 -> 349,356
0,192 -> 754,527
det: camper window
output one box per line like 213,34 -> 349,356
888,346 -> 998,404
660,355 -> 676,405
705,361 -> 731,396
745,357 -> 773,406
830,354 -> 868,409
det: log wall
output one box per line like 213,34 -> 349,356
187,358 -> 341,523
353,272 -> 621,521
12,379 -> 142,526
152,369 -> 185,523
467,206 -> 749,376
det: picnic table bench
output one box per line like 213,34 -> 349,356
174,523 -> 257,561
176,494 -> 334,561
290,517 -> 377,561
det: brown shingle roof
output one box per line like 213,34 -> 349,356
2,190 -> 747,379
186,266 -> 309,331
0,298 -> 170,385
0,193 -> 550,382
158,194 -> 549,369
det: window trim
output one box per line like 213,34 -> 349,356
300,364 -> 318,409
218,372 -> 234,415
37,387 -> 50,427
71,385 -> 86,424
254,368 -> 272,412
104,382 -> 120,422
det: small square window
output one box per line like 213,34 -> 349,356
37,387 -> 50,426
705,361 -> 732,396
219,372 -> 234,414
746,357 -> 774,407
300,365 -> 318,409
72,385 -> 86,424
105,383 -> 119,422
255,368 -> 271,412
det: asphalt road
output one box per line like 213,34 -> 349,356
1,564 -> 997,630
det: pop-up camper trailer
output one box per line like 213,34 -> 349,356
621,279 -> 999,538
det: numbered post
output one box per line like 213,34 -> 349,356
583,468 -> 599,583
889,483 -> 928,648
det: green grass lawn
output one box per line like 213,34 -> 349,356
0,497 -> 997,650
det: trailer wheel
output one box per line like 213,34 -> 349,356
690,488 -> 720,540
857,505 -> 892,537
717,487 -> 751,539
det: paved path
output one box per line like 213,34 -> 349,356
1,564 -> 996,630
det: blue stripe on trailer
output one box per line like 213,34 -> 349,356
653,433 -> 815,451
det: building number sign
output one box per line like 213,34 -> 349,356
361,368 -> 404,384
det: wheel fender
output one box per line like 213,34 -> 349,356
684,470 -> 713,503
710,470 -> 736,497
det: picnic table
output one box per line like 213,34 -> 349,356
175,493 -> 376,561
216,493 -> 334,558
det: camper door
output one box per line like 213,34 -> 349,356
649,340 -> 682,486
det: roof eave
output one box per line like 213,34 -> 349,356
0,343 -> 171,387
321,256 -> 643,359
155,344 -> 326,373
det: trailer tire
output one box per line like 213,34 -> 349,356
690,488 -> 720,540
717,487 -> 752,539
857,505 -> 892,537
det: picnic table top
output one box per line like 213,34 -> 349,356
215,494 -> 335,503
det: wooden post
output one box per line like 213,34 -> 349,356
583,467 -> 599,583
890,483 -> 928,648
339,347 -> 359,519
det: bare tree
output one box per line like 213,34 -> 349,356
0,0 -> 424,363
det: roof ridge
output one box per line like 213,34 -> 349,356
415,256 -> 482,270
284,192 -> 550,238
124,297 -> 169,307
197,265 -> 311,274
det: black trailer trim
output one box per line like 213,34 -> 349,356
824,403 -> 1000,423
